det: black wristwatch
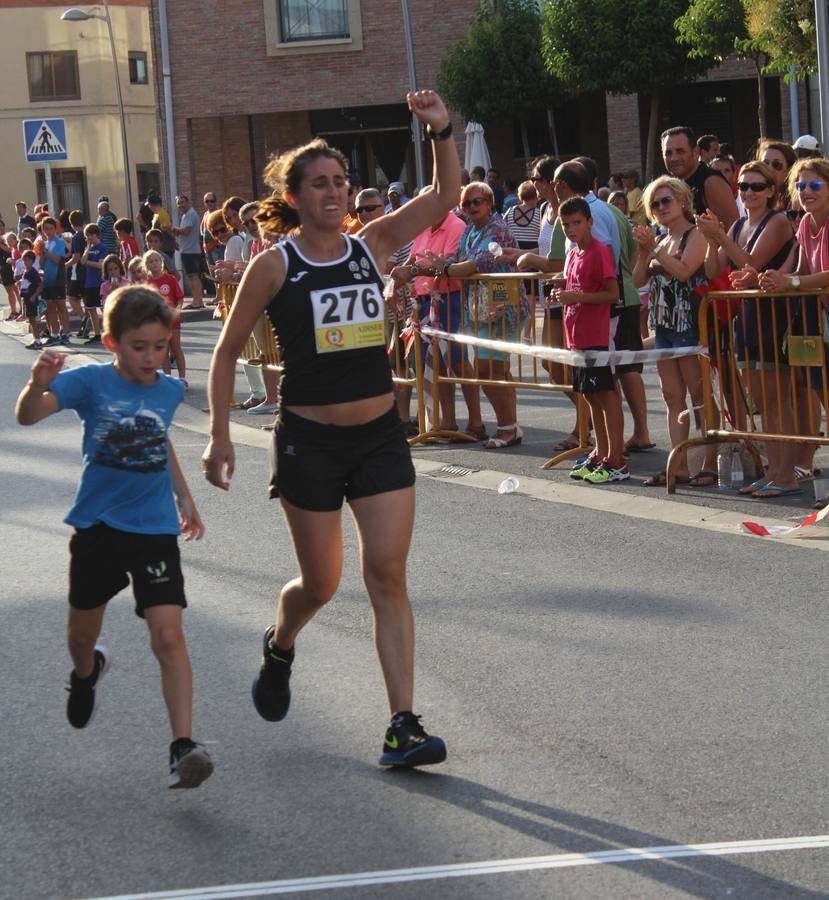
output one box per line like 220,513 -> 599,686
427,122 -> 453,142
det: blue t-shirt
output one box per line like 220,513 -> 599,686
50,363 -> 185,534
42,236 -> 66,287
84,242 -> 107,289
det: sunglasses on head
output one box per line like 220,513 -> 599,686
356,204 -> 382,215
737,181 -> 772,193
650,195 -> 674,209
796,179 -> 826,192
461,197 -> 487,209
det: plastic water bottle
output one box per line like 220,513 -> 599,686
717,447 -> 732,491
730,446 -> 744,488
498,476 -> 519,494
487,241 -> 503,258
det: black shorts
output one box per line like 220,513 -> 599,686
69,523 -> 186,619
83,286 -> 102,309
611,305 -> 643,374
23,295 -> 40,318
181,253 -> 202,276
67,278 -> 84,299
269,405 -> 416,511
572,346 -> 614,394
42,285 -> 66,301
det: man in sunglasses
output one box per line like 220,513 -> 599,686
661,126 -> 738,229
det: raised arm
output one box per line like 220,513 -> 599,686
360,91 -> 460,268
16,349 -> 64,425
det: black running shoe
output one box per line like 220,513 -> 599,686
378,712 -> 447,768
169,738 -> 214,789
66,645 -> 111,729
251,625 -> 292,721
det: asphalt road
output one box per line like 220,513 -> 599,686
1,318 -> 827,900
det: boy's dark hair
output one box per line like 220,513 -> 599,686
68,209 -> 84,228
104,285 -> 176,340
41,216 -> 57,229
19,238 -> 32,250
555,161 -> 590,196
22,249 -> 36,263
559,197 -> 591,220
83,223 -> 101,237
661,125 -> 696,145
697,134 -> 719,152
114,217 -> 134,235
145,227 -> 164,242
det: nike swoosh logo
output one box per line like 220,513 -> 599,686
289,270 -> 308,283
385,735 -> 399,750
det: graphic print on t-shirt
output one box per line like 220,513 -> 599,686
94,401 -> 168,472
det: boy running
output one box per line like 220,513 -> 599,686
553,197 -> 628,483
15,286 -> 213,789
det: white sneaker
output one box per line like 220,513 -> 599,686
246,400 -> 279,416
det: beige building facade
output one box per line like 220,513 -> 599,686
0,0 -> 157,226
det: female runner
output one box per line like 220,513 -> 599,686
202,90 -> 460,767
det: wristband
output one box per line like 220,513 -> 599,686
427,122 -> 453,142
442,262 -> 451,277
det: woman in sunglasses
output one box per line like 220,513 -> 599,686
202,90 -> 459,767
757,139 -> 797,213
632,177 -> 714,486
698,161 -> 797,497
758,158 -> 829,504
424,181 -> 528,449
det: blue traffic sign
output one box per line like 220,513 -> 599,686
23,118 -> 68,162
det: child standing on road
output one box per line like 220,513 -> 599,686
554,197 -> 627,484
144,249 -> 187,386
15,286 -> 213,789
81,224 -> 107,344
20,249 -> 44,349
99,254 -> 129,312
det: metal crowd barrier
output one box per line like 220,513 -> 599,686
666,289 -> 829,493
387,271 -> 590,464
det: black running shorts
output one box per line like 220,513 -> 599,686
269,405 -> 416,511
68,523 -> 186,618
611,304 -> 644,374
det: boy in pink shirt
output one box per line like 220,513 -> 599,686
553,197 -> 627,483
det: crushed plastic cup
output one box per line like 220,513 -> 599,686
813,475 -> 829,503
487,241 -> 503,257
498,476 -> 519,494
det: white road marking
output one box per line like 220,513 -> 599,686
84,835 -> 829,899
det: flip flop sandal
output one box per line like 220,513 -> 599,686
689,470 -> 718,488
738,480 -> 768,495
752,484 -> 803,499
625,442 -> 656,453
483,425 -> 523,450
643,471 -> 691,487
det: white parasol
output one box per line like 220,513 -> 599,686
464,121 -> 492,173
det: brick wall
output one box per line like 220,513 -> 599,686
147,0 -> 477,200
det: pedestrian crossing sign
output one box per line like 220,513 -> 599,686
23,118 -> 68,162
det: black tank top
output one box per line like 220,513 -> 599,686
266,235 -> 392,406
729,212 -> 793,271
686,162 -> 727,216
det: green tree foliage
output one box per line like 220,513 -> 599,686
437,0 -> 561,155
541,0 -> 714,178
675,0 -> 817,136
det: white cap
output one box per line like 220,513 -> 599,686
793,134 -> 819,151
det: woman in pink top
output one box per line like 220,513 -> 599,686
760,158 -> 829,505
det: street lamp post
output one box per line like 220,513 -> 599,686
61,0 -> 133,218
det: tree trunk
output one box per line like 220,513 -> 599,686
546,107 -> 560,158
645,91 -> 660,182
754,58 -> 767,137
520,117 -> 531,159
